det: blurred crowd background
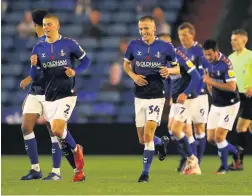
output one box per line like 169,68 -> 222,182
1,0 -> 252,124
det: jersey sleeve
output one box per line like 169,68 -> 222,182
223,58 -> 236,82
124,41 -> 134,62
69,39 -> 86,60
166,44 -> 178,66
31,45 -> 42,68
176,49 -> 196,73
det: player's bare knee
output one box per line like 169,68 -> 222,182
214,134 -> 225,143
194,124 -> 205,135
139,138 -> 144,145
51,120 -> 66,137
21,125 -> 33,136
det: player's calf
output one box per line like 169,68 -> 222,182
21,114 -> 41,177
194,123 -> 207,164
46,122 -> 62,177
215,128 -> 238,172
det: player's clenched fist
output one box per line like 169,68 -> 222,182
132,74 -> 148,86
65,67 -> 76,77
159,66 -> 169,78
20,76 -> 32,89
177,93 -> 188,104
203,74 -> 212,84
30,54 -> 38,66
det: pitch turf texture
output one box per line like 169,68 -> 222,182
2,155 -> 252,195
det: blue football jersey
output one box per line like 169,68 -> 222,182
202,53 -> 240,107
28,35 -> 46,95
32,35 -> 86,101
169,48 -> 198,102
177,41 -> 207,95
124,38 -> 177,99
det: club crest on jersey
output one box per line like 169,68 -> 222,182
41,53 -> 46,58
217,70 -> 221,76
137,51 -> 142,56
60,50 -> 66,56
155,51 -> 161,58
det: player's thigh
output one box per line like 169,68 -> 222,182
215,127 -> 229,143
236,117 -> 251,132
207,129 -> 216,143
134,98 -> 146,128
168,103 -> 177,130
191,94 -> 209,124
207,104 -> 220,131
218,102 -> 240,131
145,98 -> 165,126
22,94 -> 43,116
136,127 -> 144,144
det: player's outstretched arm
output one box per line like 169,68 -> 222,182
20,76 -> 32,89
123,60 -> 148,86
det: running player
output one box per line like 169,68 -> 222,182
177,22 -> 208,167
30,14 -> 90,181
20,9 -> 62,181
123,16 -> 192,182
158,33 -> 202,175
202,39 -> 240,174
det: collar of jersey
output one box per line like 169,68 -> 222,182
180,41 -> 198,50
141,37 -> 159,46
217,52 -> 223,61
235,48 -> 247,56
45,35 -> 62,43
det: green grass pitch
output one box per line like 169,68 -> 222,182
2,155 -> 252,195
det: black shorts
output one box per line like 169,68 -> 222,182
239,93 -> 252,120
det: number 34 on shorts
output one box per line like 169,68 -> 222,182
134,97 -> 165,127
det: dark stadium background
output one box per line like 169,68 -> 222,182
2,0 -> 252,155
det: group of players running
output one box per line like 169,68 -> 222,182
19,9 -> 252,183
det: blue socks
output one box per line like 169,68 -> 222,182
195,133 -> 206,164
60,129 -> 77,150
23,132 -> 40,171
217,140 -> 238,170
51,137 -> 62,169
142,142 -> 155,175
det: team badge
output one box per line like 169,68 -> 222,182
60,49 -> 66,56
